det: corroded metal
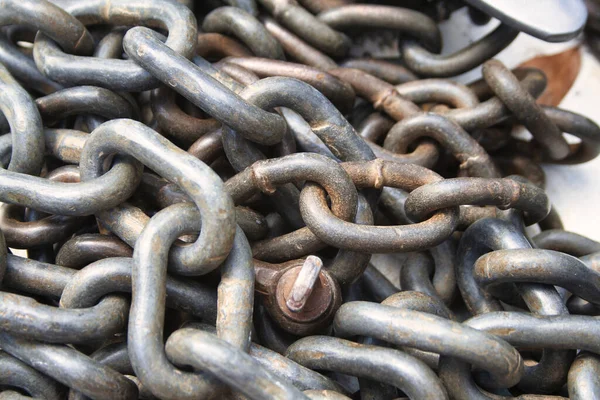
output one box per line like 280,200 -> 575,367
0,0 -> 598,398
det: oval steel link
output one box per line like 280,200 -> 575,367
0,2 -> 598,398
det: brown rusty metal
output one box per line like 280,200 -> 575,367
0,1 -> 598,399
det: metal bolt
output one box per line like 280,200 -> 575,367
286,255 -> 323,313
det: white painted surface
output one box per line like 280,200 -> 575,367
462,0 -> 587,42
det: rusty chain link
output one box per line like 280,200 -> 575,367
0,0 -> 598,399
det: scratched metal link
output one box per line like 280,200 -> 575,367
0,0 -> 599,399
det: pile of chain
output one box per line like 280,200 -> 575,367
1,0 -> 600,399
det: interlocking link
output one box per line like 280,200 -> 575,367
0,0 -> 597,398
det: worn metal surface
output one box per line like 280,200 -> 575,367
0,0 -> 599,398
